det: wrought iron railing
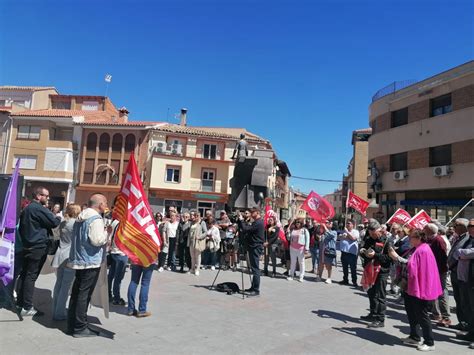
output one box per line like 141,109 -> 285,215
371,80 -> 417,102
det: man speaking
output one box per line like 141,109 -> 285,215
238,208 -> 264,296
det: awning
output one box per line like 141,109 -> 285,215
400,199 -> 469,207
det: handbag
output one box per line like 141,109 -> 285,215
47,238 -> 60,255
324,248 -> 336,257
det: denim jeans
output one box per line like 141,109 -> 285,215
248,246 -> 263,292
127,264 -> 154,313
167,238 -> 177,270
309,246 -> 319,270
52,266 -> 75,320
108,254 -> 128,301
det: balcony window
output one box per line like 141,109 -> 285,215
82,101 -> 99,111
13,155 -> 37,169
52,100 -> 71,109
165,166 -> 180,183
203,144 -> 217,159
201,169 -> 215,192
391,108 -> 408,128
431,94 -> 452,117
429,144 -> 451,167
17,125 -> 40,140
390,152 -> 407,171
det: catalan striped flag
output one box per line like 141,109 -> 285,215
112,154 -> 160,267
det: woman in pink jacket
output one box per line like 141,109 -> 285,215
389,229 -> 442,352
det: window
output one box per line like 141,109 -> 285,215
390,152 -> 407,171
17,125 -> 40,140
125,134 -> 135,152
391,108 -> 408,128
86,133 -> 97,151
0,99 -> 6,106
82,101 -> 99,111
13,155 -> 37,169
430,144 -> 451,167
50,127 -> 73,141
198,201 -> 214,217
165,166 -> 181,183
112,134 -> 123,152
201,169 -> 215,192
203,144 -> 217,159
51,100 -> 71,109
431,94 -> 452,117
83,159 -> 95,183
99,133 -> 110,151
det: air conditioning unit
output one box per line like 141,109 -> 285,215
170,144 -> 182,155
393,170 -> 407,180
433,165 -> 451,177
154,141 -> 166,153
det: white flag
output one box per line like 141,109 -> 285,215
104,74 -> 112,83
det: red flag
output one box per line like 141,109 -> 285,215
262,202 -> 288,248
112,154 -> 161,267
346,190 -> 370,215
264,202 -> 272,228
406,210 -> 431,230
301,191 -> 335,223
386,208 -> 411,225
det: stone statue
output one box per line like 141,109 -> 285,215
370,161 -> 381,191
231,133 -> 248,160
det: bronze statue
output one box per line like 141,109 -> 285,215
231,133 -> 249,160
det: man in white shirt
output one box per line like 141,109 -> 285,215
339,219 -> 360,286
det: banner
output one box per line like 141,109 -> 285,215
406,210 -> 431,230
0,160 -> 21,285
346,190 -> 370,215
386,208 -> 411,225
112,154 -> 161,267
301,191 -> 335,223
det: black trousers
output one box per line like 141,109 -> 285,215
404,293 -> 434,346
264,244 -> 278,274
16,246 -> 48,310
167,238 -> 177,270
67,268 -> 101,333
248,245 -> 263,292
341,252 -> 358,284
367,273 -> 388,322
451,271 -> 468,325
459,281 -> 474,336
177,241 -> 191,269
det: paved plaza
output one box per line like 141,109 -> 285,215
0,257 -> 469,354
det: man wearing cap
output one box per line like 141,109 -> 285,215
359,219 -> 393,328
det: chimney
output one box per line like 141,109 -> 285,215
180,108 -> 187,126
119,106 -> 129,122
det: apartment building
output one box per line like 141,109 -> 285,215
146,110 -> 274,216
1,92 -> 127,207
368,61 -> 474,223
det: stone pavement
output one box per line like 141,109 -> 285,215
0,257 -> 470,354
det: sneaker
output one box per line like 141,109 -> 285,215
416,344 -> 435,352
158,267 -> 164,272
20,307 -> 44,317
112,298 -> 126,306
166,266 -> 172,271
287,276 -> 293,281
210,266 -> 215,271
437,318 -> 451,327
360,314 -> 375,321
298,278 -> 304,283
127,309 -> 138,316
195,271 -> 200,276
402,337 -> 422,346
72,327 -> 99,338
367,321 -> 384,328
136,311 -> 152,318
469,342 -> 474,349
339,280 -> 349,285
325,278 -> 332,284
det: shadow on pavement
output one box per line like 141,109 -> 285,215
312,309 -> 365,325
393,324 -> 467,345
333,326 -> 401,346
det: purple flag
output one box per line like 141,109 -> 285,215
0,159 -> 21,285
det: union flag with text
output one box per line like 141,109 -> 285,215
113,154 -> 161,267
406,210 -> 431,230
386,208 -> 411,225
301,191 -> 335,223
346,190 -> 370,215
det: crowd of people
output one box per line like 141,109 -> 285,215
3,186 -> 474,350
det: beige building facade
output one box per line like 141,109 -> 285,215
368,61 -> 474,223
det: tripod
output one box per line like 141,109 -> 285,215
210,245 -> 252,300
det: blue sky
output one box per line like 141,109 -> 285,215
1,0 -> 472,195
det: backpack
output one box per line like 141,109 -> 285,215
215,282 -> 240,295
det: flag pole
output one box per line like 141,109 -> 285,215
444,198 -> 474,227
